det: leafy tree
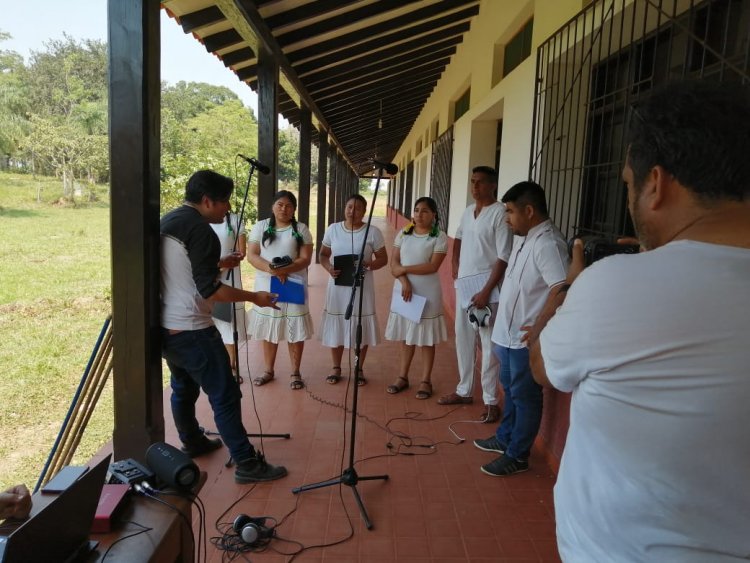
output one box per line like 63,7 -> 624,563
0,32 -> 30,168
24,34 -> 107,120
161,81 -> 241,121
278,126 -> 299,186
15,34 -> 109,189
160,98 -> 259,214
20,114 -> 106,200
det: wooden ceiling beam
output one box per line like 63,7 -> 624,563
287,4 -> 479,65
179,6 -> 225,33
295,23 -> 469,77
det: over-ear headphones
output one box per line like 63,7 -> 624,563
467,305 -> 492,329
232,514 -> 274,545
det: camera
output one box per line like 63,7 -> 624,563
270,255 -> 293,270
568,236 -> 639,267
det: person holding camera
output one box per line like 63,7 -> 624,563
473,181 -> 568,477
246,191 -> 314,390
528,81 -> 750,561
318,194 -> 388,385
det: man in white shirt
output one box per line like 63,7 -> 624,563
474,181 -> 568,476
529,81 -> 750,560
437,167 -> 512,424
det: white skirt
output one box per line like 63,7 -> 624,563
319,310 -> 381,348
384,312 -> 447,346
246,304 -> 314,343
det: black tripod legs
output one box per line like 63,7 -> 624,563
291,468 -> 388,530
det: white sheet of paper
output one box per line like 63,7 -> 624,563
390,284 -> 427,324
455,271 -> 500,309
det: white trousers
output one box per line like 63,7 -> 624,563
454,291 -> 499,405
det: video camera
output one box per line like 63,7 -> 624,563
568,236 -> 639,267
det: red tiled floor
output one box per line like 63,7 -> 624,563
176,216 -> 559,561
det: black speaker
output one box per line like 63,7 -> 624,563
232,514 -> 274,545
145,442 -> 199,489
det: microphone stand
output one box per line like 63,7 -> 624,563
205,160 -> 290,468
291,166 -> 389,530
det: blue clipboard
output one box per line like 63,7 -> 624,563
270,276 -> 305,304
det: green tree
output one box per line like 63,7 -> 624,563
278,126 -> 299,186
160,98 -> 259,214
0,32 -> 30,168
24,34 -> 107,119
16,35 -> 109,189
161,81 -> 241,121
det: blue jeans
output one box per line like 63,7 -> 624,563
162,326 -> 254,463
493,345 -> 543,461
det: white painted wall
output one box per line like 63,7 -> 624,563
391,0 -> 587,235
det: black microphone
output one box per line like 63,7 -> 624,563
372,160 -> 398,175
238,154 -> 271,175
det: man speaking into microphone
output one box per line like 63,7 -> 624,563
160,169 -> 287,483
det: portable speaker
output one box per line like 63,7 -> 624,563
145,442 -> 199,490
467,305 -> 492,329
232,514 -> 274,545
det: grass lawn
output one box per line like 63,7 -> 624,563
0,170 -> 387,491
0,171 -> 113,491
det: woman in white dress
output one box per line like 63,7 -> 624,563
319,194 -> 388,385
385,197 -> 448,399
246,191 -> 314,390
210,210 -> 247,377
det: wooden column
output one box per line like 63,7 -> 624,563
108,0 -> 164,462
328,151 -> 337,227
297,105 -> 311,225
257,47 -> 278,220
315,132 -> 328,263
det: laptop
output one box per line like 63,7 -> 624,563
0,453 -> 111,563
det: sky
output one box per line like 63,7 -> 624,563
0,0 -> 259,114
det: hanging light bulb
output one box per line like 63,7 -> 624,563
378,99 -> 383,129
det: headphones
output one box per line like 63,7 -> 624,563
467,305 -> 492,329
232,514 -> 274,545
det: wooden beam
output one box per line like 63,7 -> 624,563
298,105 -> 312,225
108,0 -> 164,463
315,132 -> 328,262
257,47 -> 278,220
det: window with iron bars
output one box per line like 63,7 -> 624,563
530,0 -> 750,240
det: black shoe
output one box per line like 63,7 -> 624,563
235,454 -> 288,483
480,454 -> 528,477
473,436 -> 506,454
180,435 -> 223,458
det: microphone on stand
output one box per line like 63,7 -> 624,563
372,160 -> 398,175
238,154 -> 271,175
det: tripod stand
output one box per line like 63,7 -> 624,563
292,165 -> 391,530
205,158 -> 291,464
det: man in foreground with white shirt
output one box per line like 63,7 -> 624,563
530,81 -> 750,560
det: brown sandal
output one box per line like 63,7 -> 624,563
253,371 -> 274,386
386,376 -> 409,394
290,372 -> 304,390
326,367 -> 342,384
415,380 -> 432,400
